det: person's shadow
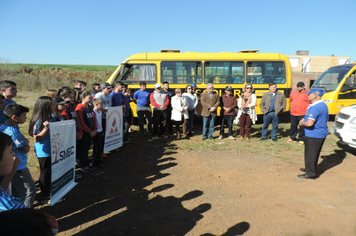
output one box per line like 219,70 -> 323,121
317,149 -> 347,176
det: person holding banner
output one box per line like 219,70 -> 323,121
28,96 -> 58,204
76,92 -> 97,173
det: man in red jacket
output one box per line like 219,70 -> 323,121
288,82 -> 309,145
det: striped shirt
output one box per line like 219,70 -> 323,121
0,186 -> 25,212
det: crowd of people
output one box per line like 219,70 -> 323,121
0,78 -> 329,234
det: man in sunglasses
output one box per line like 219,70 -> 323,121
260,83 -> 287,142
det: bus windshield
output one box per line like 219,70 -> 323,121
312,67 -> 351,92
116,63 -> 157,83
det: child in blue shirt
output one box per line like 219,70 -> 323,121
28,96 -> 57,204
0,104 -> 36,208
0,131 -> 25,212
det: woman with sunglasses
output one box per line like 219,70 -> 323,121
237,83 -> 257,142
171,88 -> 189,139
182,85 -> 198,136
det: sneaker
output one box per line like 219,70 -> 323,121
228,136 -> 236,140
41,198 -> 50,204
128,128 -> 133,132
299,141 -> 305,145
75,173 -> 82,179
287,139 -> 297,143
218,135 -> 223,140
125,140 -> 133,144
80,167 -> 90,173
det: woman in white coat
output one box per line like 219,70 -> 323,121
171,88 -> 189,139
237,83 -> 257,142
182,84 -> 198,136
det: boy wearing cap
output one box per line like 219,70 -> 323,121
191,83 -> 199,93
150,83 -> 169,137
0,104 -> 36,208
218,86 -> 237,140
133,81 -> 153,135
288,82 -> 309,145
298,88 -> 328,179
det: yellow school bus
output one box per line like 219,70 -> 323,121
311,63 -> 356,115
107,49 -> 292,116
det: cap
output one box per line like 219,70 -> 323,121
225,86 -> 233,91
100,82 -> 113,89
191,83 -> 199,89
305,88 -> 325,97
53,96 -> 69,105
154,83 -> 162,89
297,82 -> 305,87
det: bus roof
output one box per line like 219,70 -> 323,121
122,51 -> 288,62
330,63 -> 356,69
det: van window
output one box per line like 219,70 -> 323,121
247,61 -> 286,84
204,61 -> 244,84
118,64 -> 157,83
161,62 -> 202,84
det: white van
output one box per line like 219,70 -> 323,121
333,105 -> 356,148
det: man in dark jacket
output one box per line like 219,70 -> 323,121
218,86 -> 237,140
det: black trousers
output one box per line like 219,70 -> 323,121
290,115 -> 305,141
304,136 -> 326,177
93,131 -> 103,162
219,115 -> 234,136
38,156 -> 51,199
153,109 -> 167,135
80,133 -> 92,168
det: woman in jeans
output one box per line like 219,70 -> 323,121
237,83 -> 257,142
182,85 -> 198,136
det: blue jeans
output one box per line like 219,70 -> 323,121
188,109 -> 195,132
261,112 -> 279,139
202,114 -> 216,139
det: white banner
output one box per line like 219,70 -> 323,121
103,106 -> 124,153
50,120 -> 77,206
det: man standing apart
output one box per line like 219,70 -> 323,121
200,83 -> 220,140
260,83 -> 286,142
288,82 -> 309,145
133,81 -> 153,135
298,88 -> 328,179
150,83 -> 169,137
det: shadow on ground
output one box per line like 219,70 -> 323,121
38,129 -> 249,235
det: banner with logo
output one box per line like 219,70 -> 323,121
50,120 -> 77,205
103,106 -> 124,153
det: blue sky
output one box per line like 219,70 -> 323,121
1,0 -> 355,65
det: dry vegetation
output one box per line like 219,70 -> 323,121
0,63 -> 116,91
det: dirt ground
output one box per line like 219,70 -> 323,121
32,120 -> 356,236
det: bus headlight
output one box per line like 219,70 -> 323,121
350,118 -> 356,125
323,100 -> 335,103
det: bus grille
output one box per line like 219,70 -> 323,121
334,121 -> 344,129
337,112 -> 350,120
